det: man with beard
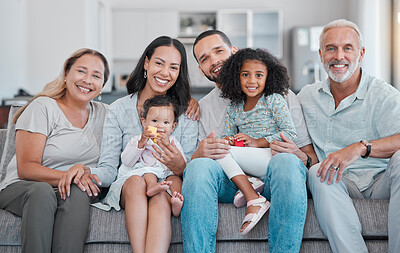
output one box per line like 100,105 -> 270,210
298,19 -> 400,253
181,30 -> 318,252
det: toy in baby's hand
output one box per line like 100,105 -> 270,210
148,126 -> 158,143
234,140 -> 245,147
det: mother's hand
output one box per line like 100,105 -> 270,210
152,136 -> 186,176
58,164 -> 101,200
76,173 -> 101,198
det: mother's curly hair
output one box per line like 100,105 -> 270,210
219,48 -> 289,104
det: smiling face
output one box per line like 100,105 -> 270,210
64,54 -> 105,103
320,27 -> 365,84
239,59 -> 267,100
194,34 -> 236,83
143,46 -> 181,95
142,105 -> 177,137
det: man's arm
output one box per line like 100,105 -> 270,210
191,131 -> 231,160
270,133 -> 318,168
319,133 -> 400,184
286,90 -> 312,148
368,133 -> 400,158
299,144 -> 319,168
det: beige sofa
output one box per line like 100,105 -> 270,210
0,106 -> 389,252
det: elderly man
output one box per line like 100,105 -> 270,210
181,30 -> 318,252
298,19 -> 400,252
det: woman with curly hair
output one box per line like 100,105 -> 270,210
216,48 -> 297,235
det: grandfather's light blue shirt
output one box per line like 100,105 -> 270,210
91,94 -> 198,187
298,69 -> 400,191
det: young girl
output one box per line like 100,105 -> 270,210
217,48 -> 297,235
94,95 -> 185,217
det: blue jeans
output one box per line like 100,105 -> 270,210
181,153 -> 307,252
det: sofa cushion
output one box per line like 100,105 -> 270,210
0,106 -> 20,183
0,199 -> 388,247
0,210 -> 21,246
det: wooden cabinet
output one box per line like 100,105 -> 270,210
217,9 -> 282,58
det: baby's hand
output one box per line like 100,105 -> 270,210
138,127 -> 155,148
224,136 -> 235,146
154,129 -> 169,145
234,133 -> 257,147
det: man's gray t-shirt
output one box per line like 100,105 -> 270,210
198,87 -> 311,148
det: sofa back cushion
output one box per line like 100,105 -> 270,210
0,106 -> 20,182
0,130 -> 6,160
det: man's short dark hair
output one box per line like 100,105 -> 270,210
192,30 -> 233,62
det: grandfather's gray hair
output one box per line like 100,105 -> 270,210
319,19 -> 364,51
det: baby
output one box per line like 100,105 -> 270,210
98,94 -> 185,217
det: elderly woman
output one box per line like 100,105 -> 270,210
0,48 -> 110,253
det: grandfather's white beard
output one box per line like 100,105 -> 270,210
323,55 -> 360,83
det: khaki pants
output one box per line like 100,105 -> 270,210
0,181 -> 94,253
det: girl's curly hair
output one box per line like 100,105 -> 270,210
219,48 -> 289,104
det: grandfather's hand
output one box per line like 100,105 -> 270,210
192,131 -> 230,160
318,142 -> 364,184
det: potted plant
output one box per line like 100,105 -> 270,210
181,17 -> 194,35
200,15 -> 216,31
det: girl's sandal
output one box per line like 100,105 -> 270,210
240,195 -> 270,235
233,177 -> 265,208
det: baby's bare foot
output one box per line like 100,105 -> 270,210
147,181 -> 171,197
171,191 -> 184,217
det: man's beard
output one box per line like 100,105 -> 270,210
323,55 -> 360,83
202,70 -> 217,82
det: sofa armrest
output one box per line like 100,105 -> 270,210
0,129 -> 6,160
0,106 -> 20,182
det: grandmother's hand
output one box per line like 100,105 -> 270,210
58,164 -> 101,200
